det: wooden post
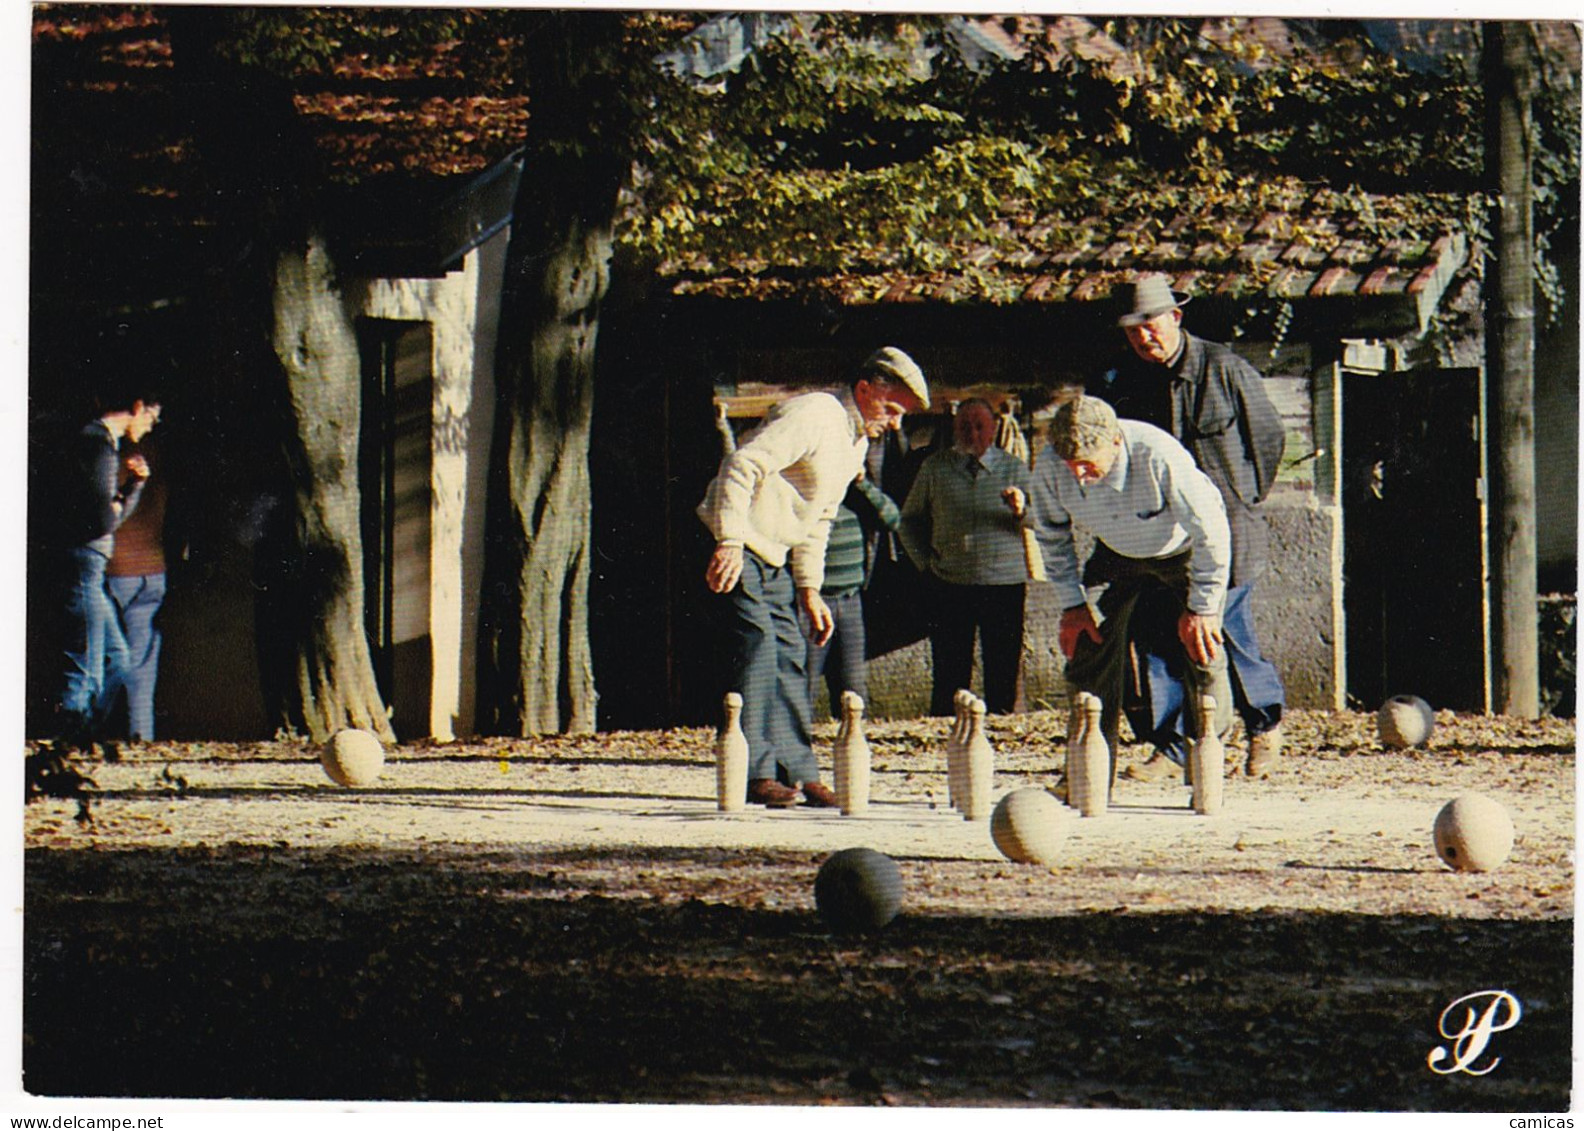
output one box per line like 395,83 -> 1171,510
1483,22 -> 1541,718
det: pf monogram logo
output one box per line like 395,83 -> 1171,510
1427,990 -> 1524,1076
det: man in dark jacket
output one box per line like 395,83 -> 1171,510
1094,275 -> 1287,779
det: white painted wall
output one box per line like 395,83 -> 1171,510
354,229 -> 505,741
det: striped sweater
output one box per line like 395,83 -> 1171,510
821,476 -> 902,597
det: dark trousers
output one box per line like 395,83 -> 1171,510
1223,583 -> 1284,735
928,580 -> 1026,716
1065,546 -> 1231,765
726,551 -> 818,784
807,589 -> 867,713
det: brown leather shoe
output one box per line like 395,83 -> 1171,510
747,778 -> 798,808
1246,724 -> 1284,778
1122,750 -> 1182,783
799,780 -> 839,808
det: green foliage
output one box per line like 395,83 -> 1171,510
619,14 -> 1576,298
199,11 -> 1579,308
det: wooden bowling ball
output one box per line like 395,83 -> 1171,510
320,728 -> 386,787
1434,794 -> 1514,873
815,847 -> 903,934
1378,695 -> 1435,749
990,788 -> 1070,868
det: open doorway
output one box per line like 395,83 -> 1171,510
359,319 -> 434,740
1341,366 -> 1487,712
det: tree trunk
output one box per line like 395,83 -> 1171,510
1483,21 -> 1542,718
266,235 -> 397,743
475,148 -> 623,735
164,7 -> 394,742
474,14 -> 635,736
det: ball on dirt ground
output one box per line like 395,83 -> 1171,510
320,728 -> 386,787
1378,695 -> 1435,748
990,788 -> 1070,868
815,847 -> 903,934
1434,794 -> 1515,873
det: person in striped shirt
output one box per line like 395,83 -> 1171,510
1029,394 -> 1234,777
807,470 -> 902,715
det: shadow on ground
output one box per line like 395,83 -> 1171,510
23,844 -> 1571,1109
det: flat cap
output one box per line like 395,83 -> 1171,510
1049,395 -> 1121,459
860,347 -> 930,410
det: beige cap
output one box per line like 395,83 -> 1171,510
860,347 -> 930,410
1049,395 -> 1121,459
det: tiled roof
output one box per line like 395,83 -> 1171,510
34,6 -> 1499,326
664,182 -> 1470,328
32,4 -> 529,301
33,5 -> 528,190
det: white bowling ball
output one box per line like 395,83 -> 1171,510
320,728 -> 386,787
1378,695 -> 1435,749
1433,794 -> 1515,873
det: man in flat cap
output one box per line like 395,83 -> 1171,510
699,348 -> 929,808
1029,395 -> 1234,784
1096,274 -> 1287,780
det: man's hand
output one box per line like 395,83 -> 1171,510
123,454 -> 150,481
1058,604 -> 1102,659
1177,611 -> 1224,665
799,588 -> 834,646
1001,485 -> 1027,518
705,544 -> 744,594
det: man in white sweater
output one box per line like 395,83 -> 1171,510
698,348 -> 930,807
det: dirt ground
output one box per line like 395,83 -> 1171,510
20,706 -> 1577,1110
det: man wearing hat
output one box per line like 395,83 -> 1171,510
1096,274 -> 1288,779
699,347 -> 930,808
1029,395 -> 1234,779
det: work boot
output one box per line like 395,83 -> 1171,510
1122,750 -> 1180,783
1246,724 -> 1284,778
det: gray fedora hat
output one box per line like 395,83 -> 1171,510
1115,274 -> 1190,327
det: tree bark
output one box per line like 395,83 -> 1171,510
1483,21 -> 1542,718
266,236 -> 397,742
475,151 -> 621,735
474,13 -> 635,736
164,7 -> 394,742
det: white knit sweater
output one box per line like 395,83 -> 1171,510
697,390 -> 868,591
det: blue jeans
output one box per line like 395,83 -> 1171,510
60,548 -> 132,737
726,551 -> 818,784
108,572 -> 166,740
1222,583 -> 1284,736
1137,584 -> 1284,763
807,589 -> 867,711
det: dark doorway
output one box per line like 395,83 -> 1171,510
1342,367 -> 1487,711
359,319 -> 434,741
